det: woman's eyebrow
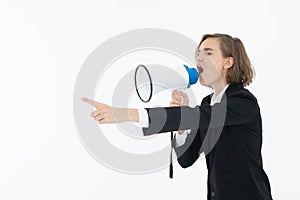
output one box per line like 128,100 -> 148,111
198,48 -> 214,52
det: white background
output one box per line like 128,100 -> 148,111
0,0 -> 299,199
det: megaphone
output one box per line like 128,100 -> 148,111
134,64 -> 198,103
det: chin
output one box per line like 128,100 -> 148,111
199,78 -> 207,86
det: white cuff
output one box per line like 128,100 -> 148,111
175,129 -> 191,147
138,108 -> 149,128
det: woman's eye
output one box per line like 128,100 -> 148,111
206,52 -> 212,55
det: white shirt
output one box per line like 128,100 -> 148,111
138,85 -> 229,147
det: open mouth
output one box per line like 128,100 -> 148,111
197,64 -> 204,74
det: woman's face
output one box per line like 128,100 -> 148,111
196,37 -> 228,87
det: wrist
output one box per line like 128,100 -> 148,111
116,108 -> 139,123
128,108 -> 139,122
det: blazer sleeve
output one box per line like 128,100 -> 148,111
172,129 -> 202,168
142,90 -> 259,136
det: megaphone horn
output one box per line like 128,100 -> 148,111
134,64 -> 198,103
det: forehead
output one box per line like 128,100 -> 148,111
199,37 -> 220,50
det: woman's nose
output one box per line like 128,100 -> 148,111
197,58 -> 203,63
196,54 -> 204,62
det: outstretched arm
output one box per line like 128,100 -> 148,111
81,97 -> 139,124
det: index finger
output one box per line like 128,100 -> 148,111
81,97 -> 100,107
178,91 -> 188,97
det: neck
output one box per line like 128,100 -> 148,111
212,80 -> 228,95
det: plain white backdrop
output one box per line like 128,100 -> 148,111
0,0 -> 299,199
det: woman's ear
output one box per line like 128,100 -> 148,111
223,57 -> 234,70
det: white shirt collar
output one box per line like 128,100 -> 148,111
210,84 -> 229,106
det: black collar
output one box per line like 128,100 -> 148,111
225,82 -> 244,96
203,82 -> 244,105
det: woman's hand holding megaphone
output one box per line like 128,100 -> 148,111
170,90 -> 189,106
169,90 -> 189,135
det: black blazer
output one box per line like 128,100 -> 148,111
142,82 -> 273,200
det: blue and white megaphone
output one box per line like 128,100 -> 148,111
134,64 -> 199,103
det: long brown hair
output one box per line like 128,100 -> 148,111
197,33 -> 255,86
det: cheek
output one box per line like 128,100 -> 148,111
204,64 -> 221,76
201,65 -> 222,84
206,55 -> 223,67
206,59 -> 223,75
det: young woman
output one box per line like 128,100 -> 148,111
82,33 -> 273,200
